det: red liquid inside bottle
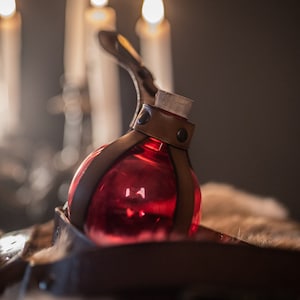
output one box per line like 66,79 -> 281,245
68,138 -> 201,244
67,90 -> 201,244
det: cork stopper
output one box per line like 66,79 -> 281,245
154,90 -> 193,118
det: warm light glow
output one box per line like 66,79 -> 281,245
0,0 -> 16,18
142,0 -> 165,25
90,0 -> 108,8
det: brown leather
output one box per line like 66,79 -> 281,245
21,237 -> 300,298
54,207 -> 96,253
2,210 -> 300,298
133,104 -> 195,150
169,146 -> 195,233
70,105 -> 196,234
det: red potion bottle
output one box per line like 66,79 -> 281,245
67,90 -> 201,245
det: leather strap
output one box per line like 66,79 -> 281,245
70,130 -> 147,230
168,146 -> 195,233
133,105 -> 195,150
70,105 -> 196,234
21,239 -> 300,298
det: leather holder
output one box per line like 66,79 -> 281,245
70,104 -> 196,234
133,104 -> 195,150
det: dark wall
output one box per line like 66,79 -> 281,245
7,0 -> 300,226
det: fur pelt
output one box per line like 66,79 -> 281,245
2,182 -> 300,299
23,182 -> 300,267
201,182 -> 300,250
9,182 -> 300,265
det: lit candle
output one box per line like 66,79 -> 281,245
0,74 -> 9,141
64,0 -> 89,87
0,0 -> 21,140
85,0 -> 122,148
136,0 -> 173,92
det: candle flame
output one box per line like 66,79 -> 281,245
0,0 -> 16,18
90,0 -> 108,8
142,0 -> 165,25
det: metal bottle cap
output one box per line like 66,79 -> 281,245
155,90 -> 194,118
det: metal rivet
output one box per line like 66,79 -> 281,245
177,128 -> 188,142
137,110 -> 151,125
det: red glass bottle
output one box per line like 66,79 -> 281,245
67,90 -> 201,244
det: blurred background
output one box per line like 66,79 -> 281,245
0,0 -> 299,231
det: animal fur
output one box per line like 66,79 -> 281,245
2,182 -> 300,299
8,182 -> 300,265
22,182 -> 300,267
201,182 -> 300,250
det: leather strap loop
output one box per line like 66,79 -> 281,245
133,105 -> 195,150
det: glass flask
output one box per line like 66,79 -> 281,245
67,90 -> 201,244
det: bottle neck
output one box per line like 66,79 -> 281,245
133,104 -> 195,150
154,90 -> 193,119
144,137 -> 164,152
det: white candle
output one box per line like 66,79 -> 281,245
0,74 -> 9,141
136,0 -> 173,92
85,0 -> 122,148
64,0 -> 88,87
0,0 -> 21,140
